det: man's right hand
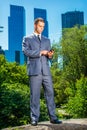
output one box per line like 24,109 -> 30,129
40,50 -> 48,56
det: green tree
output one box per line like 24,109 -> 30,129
60,26 -> 87,118
61,26 -> 87,82
50,41 -> 62,69
50,26 -> 87,108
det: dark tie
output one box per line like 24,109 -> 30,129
37,35 -> 41,42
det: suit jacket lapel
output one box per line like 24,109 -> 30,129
33,33 -> 41,43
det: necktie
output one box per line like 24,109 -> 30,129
38,35 -> 41,42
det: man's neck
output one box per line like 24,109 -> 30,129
34,32 -> 41,37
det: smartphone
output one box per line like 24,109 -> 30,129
50,49 -> 54,52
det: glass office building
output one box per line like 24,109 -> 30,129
5,5 -> 26,64
62,11 -> 84,29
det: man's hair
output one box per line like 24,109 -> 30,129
34,18 -> 45,25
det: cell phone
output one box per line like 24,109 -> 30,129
50,49 -> 54,52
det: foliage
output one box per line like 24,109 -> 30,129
0,55 -> 51,129
60,26 -> 87,118
51,67 -> 70,106
1,25 -> 87,128
61,26 -> 87,81
51,42 -> 60,68
0,82 -> 30,129
0,56 -> 28,85
66,75 -> 87,118
39,100 -> 49,121
50,26 -> 87,117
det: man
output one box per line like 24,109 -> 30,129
22,18 -> 62,126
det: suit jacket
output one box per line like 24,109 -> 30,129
22,33 -> 51,76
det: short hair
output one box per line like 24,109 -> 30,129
34,18 -> 45,25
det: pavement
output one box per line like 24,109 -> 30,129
3,118 -> 87,130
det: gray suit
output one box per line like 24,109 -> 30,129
22,33 -> 57,121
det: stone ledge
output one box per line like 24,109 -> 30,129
3,119 -> 87,130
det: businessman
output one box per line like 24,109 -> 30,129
22,18 -> 62,126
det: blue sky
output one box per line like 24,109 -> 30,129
0,0 -> 87,50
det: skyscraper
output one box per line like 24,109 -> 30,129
5,5 -> 26,64
34,8 -> 49,37
62,11 -> 84,29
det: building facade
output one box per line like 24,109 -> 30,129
5,5 -> 26,64
62,11 -> 84,29
34,8 -> 49,37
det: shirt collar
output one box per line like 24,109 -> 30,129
33,32 -> 41,39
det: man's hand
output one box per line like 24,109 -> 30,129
47,50 -> 54,58
40,50 -> 49,56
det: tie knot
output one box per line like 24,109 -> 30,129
38,35 -> 40,38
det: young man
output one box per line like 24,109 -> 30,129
22,18 -> 62,126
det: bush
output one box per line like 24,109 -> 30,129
0,83 -> 30,129
66,75 -> 87,118
0,56 -> 52,129
39,100 -> 49,121
0,82 -> 51,129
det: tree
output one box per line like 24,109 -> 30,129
51,41 -> 61,68
61,26 -> 87,82
50,26 -> 87,108
60,26 -> 87,118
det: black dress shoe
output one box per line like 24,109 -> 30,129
31,120 -> 38,126
50,119 -> 62,124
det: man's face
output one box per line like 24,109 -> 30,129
34,21 -> 45,34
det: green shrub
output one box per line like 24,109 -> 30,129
66,75 -> 87,118
39,100 -> 49,121
0,83 -> 30,129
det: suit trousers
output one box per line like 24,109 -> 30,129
29,74 -> 57,121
